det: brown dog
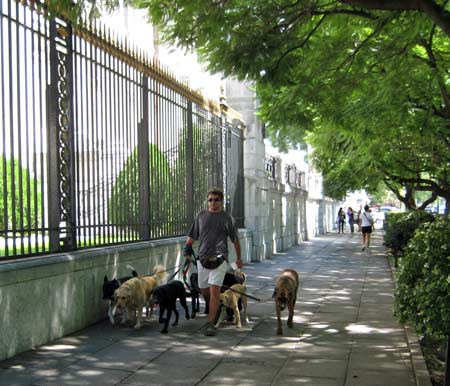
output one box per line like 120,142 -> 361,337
273,269 -> 299,335
215,273 -> 248,329
112,265 -> 167,329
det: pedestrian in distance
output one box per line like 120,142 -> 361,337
183,188 -> 243,336
356,205 -> 362,232
347,207 -> 355,234
337,207 -> 346,233
360,204 -> 374,251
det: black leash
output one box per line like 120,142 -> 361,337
182,250 -> 199,291
143,264 -> 183,279
167,266 -> 183,282
220,284 -> 261,302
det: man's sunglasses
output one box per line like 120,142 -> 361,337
208,198 -> 221,202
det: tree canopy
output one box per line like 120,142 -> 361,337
51,0 -> 450,211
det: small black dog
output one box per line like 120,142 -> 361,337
103,269 -> 138,324
153,280 -> 190,334
189,271 -> 245,321
189,272 -> 201,319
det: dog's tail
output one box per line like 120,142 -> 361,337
126,264 -> 138,277
241,272 -> 247,286
153,264 -> 168,284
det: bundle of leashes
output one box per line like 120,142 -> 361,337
164,249 -> 263,302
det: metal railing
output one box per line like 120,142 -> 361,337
0,0 -> 244,259
265,155 -> 276,180
285,164 -> 306,190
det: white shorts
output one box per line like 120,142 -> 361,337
197,260 -> 227,289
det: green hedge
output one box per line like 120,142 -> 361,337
384,210 -> 435,257
394,216 -> 450,338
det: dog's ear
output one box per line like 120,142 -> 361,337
132,270 -> 138,277
272,289 -> 277,298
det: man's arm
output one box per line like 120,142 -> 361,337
233,239 -> 243,269
184,236 -> 194,258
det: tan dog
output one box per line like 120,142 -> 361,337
273,269 -> 299,335
112,265 -> 167,329
215,272 -> 248,328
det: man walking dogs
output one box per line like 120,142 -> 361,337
184,188 -> 243,336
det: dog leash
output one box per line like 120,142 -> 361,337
168,251 -> 197,286
145,264 -> 184,280
221,284 -> 261,302
182,259 -> 192,291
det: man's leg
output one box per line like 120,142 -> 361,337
208,284 -> 221,324
200,287 -> 210,311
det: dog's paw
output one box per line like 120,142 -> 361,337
191,313 -> 196,319
287,321 -> 293,328
277,328 -> 283,335
159,317 -> 167,324
161,329 -> 168,334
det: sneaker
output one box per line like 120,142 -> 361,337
204,322 -> 217,336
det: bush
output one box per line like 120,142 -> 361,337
108,144 -> 171,236
384,210 -> 435,257
0,157 -> 42,230
394,215 -> 450,339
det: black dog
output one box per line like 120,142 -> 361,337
189,272 -> 201,319
153,280 -> 190,334
189,271 -> 245,321
103,269 -> 138,324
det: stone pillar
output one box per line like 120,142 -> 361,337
225,79 -> 268,262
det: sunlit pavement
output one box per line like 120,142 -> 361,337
0,231 -> 430,386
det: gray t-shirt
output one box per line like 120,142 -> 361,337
188,210 -> 238,259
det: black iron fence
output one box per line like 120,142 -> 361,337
0,1 -> 244,259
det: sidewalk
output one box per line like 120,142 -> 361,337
0,232 -> 431,386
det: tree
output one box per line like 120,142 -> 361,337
108,144 -> 171,237
122,0 -> 449,210
0,157 -> 42,231
50,0 -> 450,211
47,0 -> 450,41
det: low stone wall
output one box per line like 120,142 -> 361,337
0,230 -> 253,361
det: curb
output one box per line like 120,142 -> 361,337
387,252 -> 433,386
404,325 -> 433,386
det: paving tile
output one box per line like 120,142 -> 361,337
32,364 -> 131,386
345,369 -> 416,386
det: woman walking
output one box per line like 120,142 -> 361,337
337,207 -> 346,233
360,205 -> 374,251
347,207 -> 355,234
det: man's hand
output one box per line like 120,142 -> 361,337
183,244 -> 193,256
236,258 -> 243,269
